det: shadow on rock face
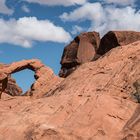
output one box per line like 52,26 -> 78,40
122,80 -> 140,139
122,105 -> 140,140
97,31 -> 140,55
131,79 -> 140,103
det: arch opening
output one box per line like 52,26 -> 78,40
12,69 -> 35,94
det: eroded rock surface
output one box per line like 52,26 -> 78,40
97,31 -> 140,55
59,31 -> 100,77
0,40 -> 139,140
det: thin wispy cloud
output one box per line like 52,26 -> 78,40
0,0 -> 13,15
71,25 -> 85,35
21,5 -> 30,13
24,0 -> 88,6
103,0 -> 136,6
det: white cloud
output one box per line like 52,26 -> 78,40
21,5 -> 30,13
60,3 -> 104,22
24,0 -> 87,6
0,0 -> 13,15
0,17 -> 72,48
71,25 -> 85,35
60,2 -> 140,36
104,0 -> 136,6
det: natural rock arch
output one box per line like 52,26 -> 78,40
0,59 -> 60,98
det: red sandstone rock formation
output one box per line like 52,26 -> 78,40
0,59 -> 61,98
0,39 -> 139,139
97,31 -> 140,55
59,31 -> 100,77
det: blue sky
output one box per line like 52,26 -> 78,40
0,0 -> 140,92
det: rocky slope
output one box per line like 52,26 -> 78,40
0,31 -> 140,140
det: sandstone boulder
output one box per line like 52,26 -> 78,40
59,31 -> 100,77
97,31 -> 140,55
